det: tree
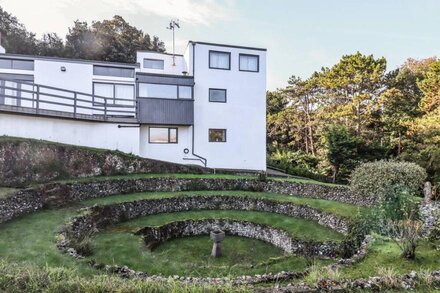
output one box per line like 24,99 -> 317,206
65,16 -> 165,62
284,75 -> 322,155
0,6 -> 166,63
0,6 -> 38,54
318,52 -> 387,137
380,58 -> 436,155
325,126 -> 361,182
37,33 -> 66,57
266,90 -> 287,115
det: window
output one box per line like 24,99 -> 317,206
149,127 -> 178,143
209,129 -> 227,142
0,58 -> 34,70
209,88 -> 227,103
93,65 -> 135,78
178,86 -> 192,99
144,59 -> 164,70
239,54 -> 259,72
139,83 -> 177,99
209,51 -> 230,70
93,83 -> 135,105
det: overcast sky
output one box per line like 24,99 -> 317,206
1,0 -> 439,89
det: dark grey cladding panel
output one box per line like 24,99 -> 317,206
0,73 -> 34,81
136,73 -> 194,86
137,98 -> 194,125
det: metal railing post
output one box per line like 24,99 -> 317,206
35,85 -> 40,114
104,98 -> 107,120
73,92 -> 77,118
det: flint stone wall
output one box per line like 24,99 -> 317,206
1,177 -> 370,224
136,219 -> 340,257
86,195 -> 349,234
0,189 -> 43,222
38,178 -> 372,207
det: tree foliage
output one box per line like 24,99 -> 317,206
267,53 -> 439,186
0,6 -> 165,62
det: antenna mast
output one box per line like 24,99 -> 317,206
166,19 -> 180,66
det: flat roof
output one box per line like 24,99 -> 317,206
0,53 -> 139,68
136,50 -> 184,57
188,41 -> 267,52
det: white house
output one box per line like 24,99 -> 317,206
0,41 -> 267,171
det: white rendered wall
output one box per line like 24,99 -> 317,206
137,52 -> 188,75
0,114 -> 140,155
192,43 -> 267,171
139,125 -> 192,164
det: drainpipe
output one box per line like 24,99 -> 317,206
184,42 -> 207,167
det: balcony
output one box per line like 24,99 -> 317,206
137,97 -> 194,125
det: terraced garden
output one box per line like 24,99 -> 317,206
1,173 -> 440,292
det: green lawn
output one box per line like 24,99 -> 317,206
0,191 -> 345,278
84,190 -> 365,219
92,232 -> 333,277
339,238 -> 440,279
0,187 -> 17,198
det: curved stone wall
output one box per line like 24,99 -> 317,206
1,177 -> 371,224
86,195 -> 350,234
135,219 -> 340,257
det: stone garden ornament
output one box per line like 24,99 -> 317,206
210,226 -> 225,258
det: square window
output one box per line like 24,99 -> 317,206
209,89 -> 226,103
239,54 -> 259,72
209,129 -> 227,142
209,51 -> 230,70
144,59 -> 164,70
178,86 -> 192,99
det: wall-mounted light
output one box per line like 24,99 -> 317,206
60,66 -> 66,72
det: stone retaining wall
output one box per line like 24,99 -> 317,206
0,189 -> 43,222
38,178 -> 371,207
135,219 -> 340,257
1,177 -> 371,224
85,195 -> 350,234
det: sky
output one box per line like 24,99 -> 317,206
0,0 -> 439,90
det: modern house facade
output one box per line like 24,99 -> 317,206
0,41 -> 267,171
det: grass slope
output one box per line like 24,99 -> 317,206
53,173 -> 338,186
0,187 -> 17,198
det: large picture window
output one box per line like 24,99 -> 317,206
149,127 -> 178,144
239,54 -> 259,72
209,51 -> 231,70
93,82 -> 135,106
144,59 -> 164,70
138,83 -> 193,100
139,83 -> 177,99
209,129 -> 227,142
209,88 -> 227,103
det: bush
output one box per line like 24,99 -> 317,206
350,160 -> 427,198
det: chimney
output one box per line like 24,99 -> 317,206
0,32 -> 5,54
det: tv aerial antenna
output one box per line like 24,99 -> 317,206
167,19 -> 180,66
